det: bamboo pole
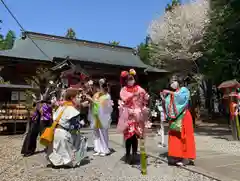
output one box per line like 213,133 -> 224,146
140,138 -> 147,175
235,112 -> 240,140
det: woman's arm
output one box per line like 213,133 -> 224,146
80,101 -> 89,108
120,87 -> 135,103
85,94 -> 94,103
162,89 -> 174,95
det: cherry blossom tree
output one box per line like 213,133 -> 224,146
148,0 -> 210,72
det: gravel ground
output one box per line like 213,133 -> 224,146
194,135 -> 240,156
0,135 -> 25,174
148,131 -> 240,157
0,134 -> 218,181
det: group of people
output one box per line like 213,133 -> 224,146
21,78 -> 113,167
117,70 -> 196,166
21,68 -> 196,168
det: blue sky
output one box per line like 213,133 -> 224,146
1,0 -> 187,47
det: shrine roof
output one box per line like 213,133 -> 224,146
0,31 -> 167,73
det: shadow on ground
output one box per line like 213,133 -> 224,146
159,151 -> 168,159
33,149 -> 46,155
120,153 -> 151,166
87,146 -> 116,155
46,158 -> 91,169
194,124 -> 232,140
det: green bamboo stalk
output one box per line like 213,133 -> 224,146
235,113 -> 240,140
140,138 -> 147,175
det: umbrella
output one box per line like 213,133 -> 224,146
218,79 -> 240,89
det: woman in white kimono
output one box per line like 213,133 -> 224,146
47,88 -> 88,168
88,80 -> 113,156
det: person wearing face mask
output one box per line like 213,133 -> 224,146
117,69 -> 149,164
161,79 -> 196,166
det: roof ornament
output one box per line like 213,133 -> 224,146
132,47 -> 138,55
21,31 -> 27,40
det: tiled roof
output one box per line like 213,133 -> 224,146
0,32 -> 167,73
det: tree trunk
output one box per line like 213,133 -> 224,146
206,79 -> 213,117
198,77 -> 208,118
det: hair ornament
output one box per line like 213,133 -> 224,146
120,71 -> 129,77
129,69 -> 136,76
87,80 -> 93,85
99,78 -> 105,86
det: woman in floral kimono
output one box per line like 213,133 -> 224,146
88,80 -> 113,156
47,88 -> 87,168
117,69 -> 149,164
161,79 -> 196,166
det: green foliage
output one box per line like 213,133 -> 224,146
109,41 -> 120,46
65,28 -> 77,39
137,41 -> 150,65
165,0 -> 181,12
201,0 -> 240,84
0,20 -> 4,49
1,30 -> 15,49
0,20 -> 16,50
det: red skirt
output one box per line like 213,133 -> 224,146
168,110 -> 196,159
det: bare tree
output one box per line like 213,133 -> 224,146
148,0 -> 210,72
25,67 -> 56,100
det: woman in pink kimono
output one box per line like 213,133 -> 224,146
117,69 -> 149,164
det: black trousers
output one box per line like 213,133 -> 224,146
21,120 -> 40,156
125,134 -> 138,156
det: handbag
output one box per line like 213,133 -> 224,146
39,107 -> 66,146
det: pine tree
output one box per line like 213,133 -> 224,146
65,28 -> 77,39
201,0 -> 240,83
3,30 -> 15,49
165,0 -> 181,12
109,41 -> 120,46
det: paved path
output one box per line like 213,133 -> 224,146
109,132 -> 240,181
